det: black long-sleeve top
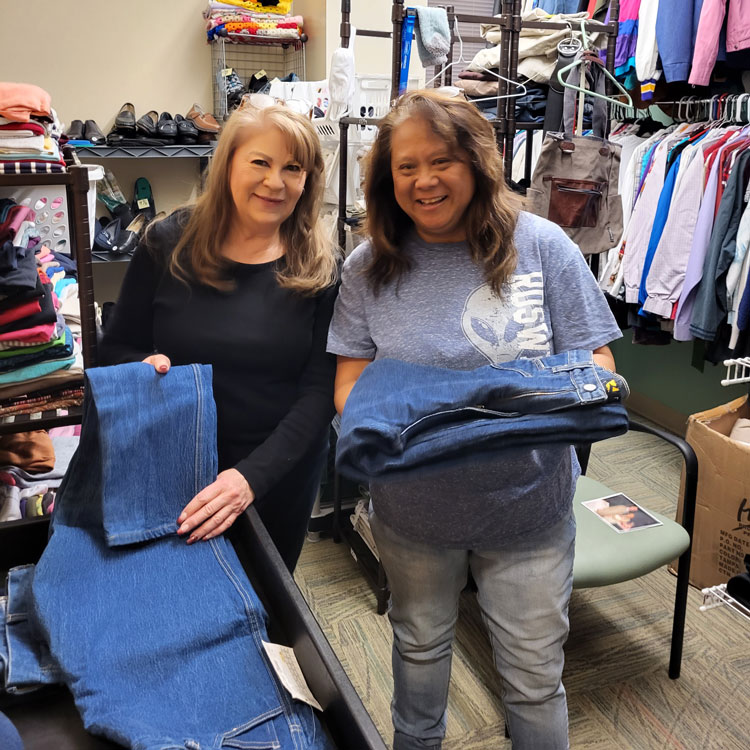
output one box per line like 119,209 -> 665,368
99,210 -> 337,499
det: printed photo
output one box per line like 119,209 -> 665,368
582,493 -> 663,533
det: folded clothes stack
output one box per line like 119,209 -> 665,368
0,197 -> 84,420
0,82 -> 66,175
204,0 -> 305,43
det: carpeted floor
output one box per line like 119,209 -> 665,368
295,428 -> 750,749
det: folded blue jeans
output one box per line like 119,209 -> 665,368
336,350 -> 629,481
30,363 -> 333,750
0,565 -> 64,694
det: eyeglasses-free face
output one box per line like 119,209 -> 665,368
228,125 -> 308,236
390,116 -> 476,244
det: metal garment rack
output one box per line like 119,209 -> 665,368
334,0 -> 622,250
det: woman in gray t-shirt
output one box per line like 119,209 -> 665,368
327,90 -> 621,750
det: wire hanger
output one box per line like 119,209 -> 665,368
556,18 -> 634,133
423,16 -> 527,103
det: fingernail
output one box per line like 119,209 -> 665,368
177,514 -> 185,524
187,535 -> 196,544
178,523 -> 189,534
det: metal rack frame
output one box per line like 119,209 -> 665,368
334,0 -> 622,249
0,163 -> 96,435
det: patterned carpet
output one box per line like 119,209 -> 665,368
295,428 -> 750,749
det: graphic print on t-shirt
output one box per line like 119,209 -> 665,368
461,272 -> 551,363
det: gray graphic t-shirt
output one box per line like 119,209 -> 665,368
327,212 -> 622,547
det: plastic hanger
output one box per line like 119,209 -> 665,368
555,18 -> 634,130
424,17 -> 527,104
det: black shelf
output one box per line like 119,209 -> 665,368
0,405 -> 83,435
0,172 -> 73,187
75,144 -> 215,159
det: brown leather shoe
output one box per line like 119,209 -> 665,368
186,103 -> 220,133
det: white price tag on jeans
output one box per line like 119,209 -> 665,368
262,641 -> 322,711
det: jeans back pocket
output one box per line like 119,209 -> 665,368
545,177 -> 605,228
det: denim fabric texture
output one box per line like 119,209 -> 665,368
336,350 -> 629,481
1,565 -> 63,693
371,510 -> 575,750
0,710 -> 23,750
30,363 -> 333,750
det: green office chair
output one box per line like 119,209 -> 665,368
572,420 -> 697,679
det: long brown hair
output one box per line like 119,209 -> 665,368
161,104 -> 336,294
364,89 -> 519,295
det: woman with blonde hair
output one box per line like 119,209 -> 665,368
328,90 -> 621,749
100,102 -> 339,570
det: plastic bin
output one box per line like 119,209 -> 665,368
85,165 -> 105,237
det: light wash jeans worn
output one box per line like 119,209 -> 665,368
30,362 -> 333,750
370,511 -> 575,750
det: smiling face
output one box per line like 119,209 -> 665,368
390,116 -> 476,243
228,125 -> 307,236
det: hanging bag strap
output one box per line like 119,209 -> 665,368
561,52 -> 608,144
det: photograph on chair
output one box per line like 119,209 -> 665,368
582,494 -> 663,534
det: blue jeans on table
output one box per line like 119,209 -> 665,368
30,362 -> 332,750
337,350 -> 629,482
0,565 -> 63,694
370,511 -> 575,750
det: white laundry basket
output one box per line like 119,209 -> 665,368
85,165 -> 105,242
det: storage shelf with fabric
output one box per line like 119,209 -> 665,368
0,162 -> 96,545
0,164 -> 97,433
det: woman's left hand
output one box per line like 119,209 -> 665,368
177,469 -> 255,544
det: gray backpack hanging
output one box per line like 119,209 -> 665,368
526,55 -> 622,255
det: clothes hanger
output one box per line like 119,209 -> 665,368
423,17 -> 527,104
556,19 -> 634,126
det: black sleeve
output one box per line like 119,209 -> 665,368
233,282 -> 338,498
97,240 -> 166,366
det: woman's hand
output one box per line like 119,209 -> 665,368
142,354 -> 171,374
176,468 -> 255,544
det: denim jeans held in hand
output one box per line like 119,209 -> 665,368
371,511 -> 575,750
337,349 -> 629,481
31,363 -> 332,750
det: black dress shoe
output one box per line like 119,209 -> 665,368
93,218 -> 122,253
136,110 -> 158,135
65,119 -> 85,140
156,112 -> 177,140
84,120 -> 105,145
174,114 -> 199,144
114,213 -> 147,256
114,102 -> 136,131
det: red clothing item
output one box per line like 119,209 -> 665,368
0,298 -> 42,326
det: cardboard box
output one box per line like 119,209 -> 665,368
674,395 -> 750,589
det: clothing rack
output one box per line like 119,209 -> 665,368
334,1 -> 622,249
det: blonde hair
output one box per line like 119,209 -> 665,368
161,104 -> 336,294
364,89 -> 519,296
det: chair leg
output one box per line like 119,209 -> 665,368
669,548 -> 692,679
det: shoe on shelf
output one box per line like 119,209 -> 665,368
114,213 -> 147,256
136,110 -> 158,136
174,113 -> 199,144
65,120 -> 85,140
114,102 -> 136,131
196,131 -> 217,145
132,177 -> 156,222
84,120 -> 105,145
186,103 -> 221,133
156,112 -> 177,140
93,217 -> 122,254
